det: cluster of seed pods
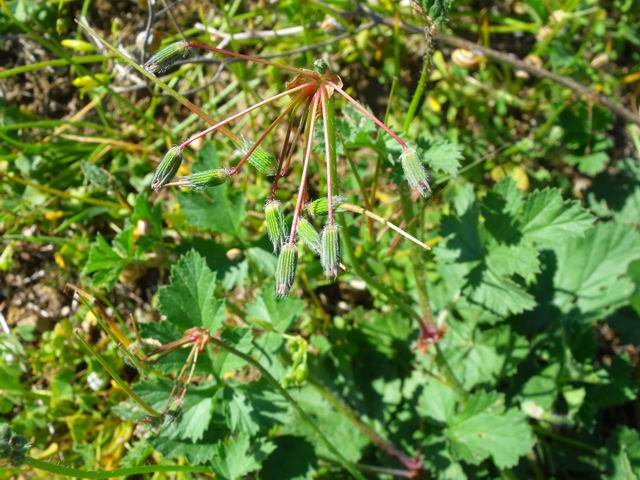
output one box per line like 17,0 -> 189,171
146,41 -> 430,297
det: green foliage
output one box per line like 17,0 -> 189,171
2,1 -> 640,479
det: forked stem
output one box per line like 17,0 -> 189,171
228,92 -> 305,176
179,83 -> 312,150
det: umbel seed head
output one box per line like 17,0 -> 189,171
264,200 -> 287,253
297,217 -> 321,254
151,146 -> 182,191
400,148 -> 431,197
320,224 -> 340,279
144,41 -> 190,74
276,243 -> 298,297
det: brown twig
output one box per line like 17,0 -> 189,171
354,6 -> 640,126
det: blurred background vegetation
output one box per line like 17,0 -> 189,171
1,0 -> 640,478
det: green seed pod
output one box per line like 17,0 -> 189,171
307,196 -> 345,217
144,41 -> 190,74
297,217 -> 321,254
151,146 -> 182,191
240,139 -> 278,176
275,243 -> 298,297
320,224 -> 340,279
400,148 -> 431,197
178,168 -> 228,190
264,200 -> 287,253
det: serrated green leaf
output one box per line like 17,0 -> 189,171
447,393 -> 534,469
211,432 -> 275,480
487,244 -> 540,284
423,140 -> 463,177
246,282 -> 305,333
606,426 -> 640,480
519,188 -> 593,244
82,229 -> 135,288
417,380 -> 458,425
158,250 -> 225,331
553,222 -> 640,316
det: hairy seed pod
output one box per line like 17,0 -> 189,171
240,139 -> 277,176
144,41 -> 190,74
297,217 -> 321,254
264,200 -> 287,253
307,196 -> 345,217
275,243 -> 298,297
151,146 -> 182,191
320,224 -> 340,279
178,168 -> 228,190
401,148 -> 431,197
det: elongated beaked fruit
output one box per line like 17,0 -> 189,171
307,196 -> 345,217
401,148 -> 431,197
175,168 -> 228,190
240,139 -> 278,176
151,146 -> 182,191
320,224 -> 340,279
297,217 -> 321,254
144,41 -> 190,74
275,243 -> 298,297
264,200 -> 287,253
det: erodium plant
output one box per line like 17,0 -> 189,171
147,41 -> 430,297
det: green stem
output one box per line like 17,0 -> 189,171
309,377 -> 418,470
23,457 -> 211,478
402,46 -> 431,132
74,332 -> 160,417
338,213 -> 422,323
0,55 -> 107,79
77,21 -> 242,145
208,337 -> 365,480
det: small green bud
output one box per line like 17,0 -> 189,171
307,196 -> 345,217
144,41 -> 190,74
151,146 -> 182,191
275,243 -> 298,297
264,200 -> 287,253
313,59 -> 328,74
320,224 -> 340,279
400,148 -> 430,196
297,217 -> 321,254
173,168 -> 229,190
240,139 -> 278,176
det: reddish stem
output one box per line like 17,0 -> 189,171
288,91 -> 320,244
179,83 -> 311,150
328,82 -> 409,151
187,42 -> 317,78
269,96 -> 308,200
319,86 -> 335,226
228,93 -> 304,176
